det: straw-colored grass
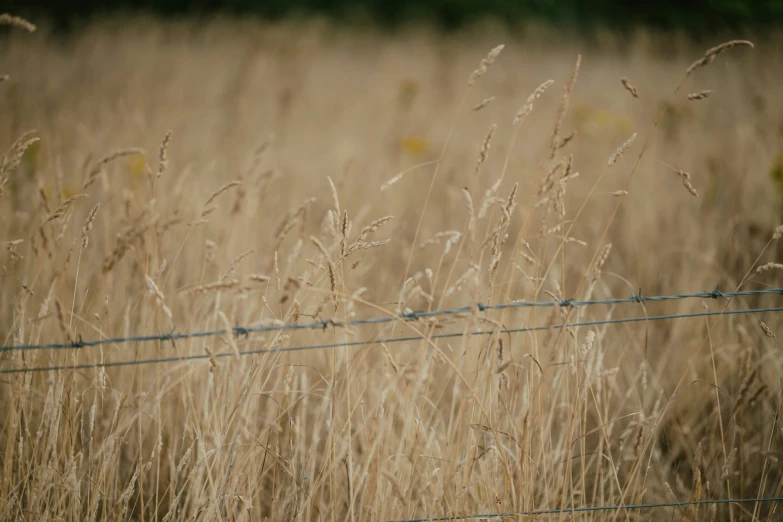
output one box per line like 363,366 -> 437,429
1,16 -> 782,521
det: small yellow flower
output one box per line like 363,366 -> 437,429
399,135 -> 430,157
126,154 -> 148,180
573,104 -> 633,138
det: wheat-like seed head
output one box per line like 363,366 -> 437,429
144,275 -> 172,322
686,39 -> 754,76
468,44 -> 504,86
204,180 -> 241,207
81,204 -> 100,248
475,124 -> 497,178
759,320 -> 776,339
472,97 -> 496,111
0,14 -> 36,32
0,132 -> 40,197
157,131 -> 172,178
620,77 -> 638,98
593,243 -> 612,275
607,133 -> 637,166
551,55 -> 581,159
41,194 -> 88,227
675,170 -> 698,197
83,148 -> 145,190
326,176 -> 340,215
756,262 -> 783,273
687,90 -> 714,100
513,80 -> 554,127
463,188 -> 476,248
721,448 -> 738,479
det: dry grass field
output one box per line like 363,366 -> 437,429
1,15 -> 783,521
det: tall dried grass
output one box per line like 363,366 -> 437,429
0,16 -> 782,521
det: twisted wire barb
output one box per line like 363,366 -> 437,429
387,496 -> 783,522
1,287 -> 780,354
2,306 -> 782,375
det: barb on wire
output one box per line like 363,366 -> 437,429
386,496 -> 783,522
1,287 -> 781,354
2,306 -> 782,375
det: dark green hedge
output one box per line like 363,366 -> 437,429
6,0 -> 783,33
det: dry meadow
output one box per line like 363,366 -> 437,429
1,15 -> 783,521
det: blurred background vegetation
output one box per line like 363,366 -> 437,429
5,0 -> 783,33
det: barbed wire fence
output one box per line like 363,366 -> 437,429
2,287 -> 783,520
1,287 -> 782,375
388,497 -> 783,522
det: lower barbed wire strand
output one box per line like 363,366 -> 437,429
386,496 -> 783,522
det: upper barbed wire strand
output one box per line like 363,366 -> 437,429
1,287 -> 781,353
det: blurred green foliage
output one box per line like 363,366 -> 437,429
7,0 -> 783,32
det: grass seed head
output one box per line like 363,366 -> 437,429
468,44 -> 504,86
0,13 -> 36,32
608,133 -> 637,166
620,77 -> 638,98
473,97 -> 496,111
688,90 -> 714,100
687,39 -> 754,76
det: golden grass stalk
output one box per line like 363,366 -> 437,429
463,188 -> 476,246
467,44 -> 504,86
759,320 -> 776,339
676,170 -> 698,197
550,55 -> 581,159
379,161 -> 437,191
721,447 -> 738,479
83,148 -> 145,189
420,230 -> 461,254
327,175 -> 340,215
41,193 -> 88,227
0,132 -> 39,197
607,133 -> 637,166
223,249 -> 254,280
204,180 -> 241,207
157,131 -> 172,178
357,216 -> 394,242
472,97 -> 496,111
0,13 -> 36,32
186,279 -> 241,294
144,275 -> 173,323
592,243 -> 612,277
620,77 -> 638,98
475,124 -> 497,179
80,204 -> 99,248
687,90 -> 713,100
478,178 -> 502,218
443,264 -> 478,298
600,367 -> 619,378
581,330 -> 596,356
686,39 -> 754,76
513,79 -> 554,127
756,262 -> 783,273
204,346 -> 217,373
